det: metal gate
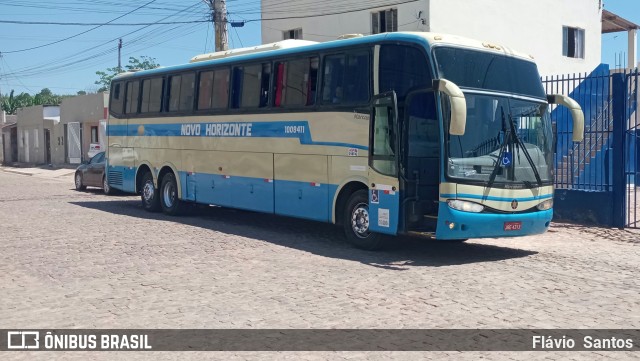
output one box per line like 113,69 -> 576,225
624,70 -> 639,228
67,122 -> 82,164
543,65 -> 639,228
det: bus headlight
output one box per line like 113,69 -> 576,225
537,199 -> 553,211
447,199 -> 484,213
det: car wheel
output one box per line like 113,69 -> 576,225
160,172 -> 184,216
75,172 -> 86,191
140,172 -> 161,212
103,175 -> 114,195
342,190 -> 387,250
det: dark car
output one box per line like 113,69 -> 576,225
74,152 -> 113,195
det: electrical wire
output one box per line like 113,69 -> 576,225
1,0 -> 159,54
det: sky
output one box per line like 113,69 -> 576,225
0,0 -> 640,96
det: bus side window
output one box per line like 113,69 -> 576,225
322,54 -> 345,104
379,45 -> 431,98
323,52 -> 370,105
125,80 -> 140,115
213,68 -> 230,109
141,77 -> 163,113
168,73 -> 195,112
275,57 -> 318,107
110,82 -> 124,115
231,67 -> 243,109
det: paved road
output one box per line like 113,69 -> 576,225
0,170 -> 638,360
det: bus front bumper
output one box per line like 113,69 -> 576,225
435,202 -> 553,240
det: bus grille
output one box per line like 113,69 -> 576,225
108,171 -> 123,186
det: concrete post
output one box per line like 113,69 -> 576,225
628,29 -> 637,69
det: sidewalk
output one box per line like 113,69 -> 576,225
0,164 -> 76,179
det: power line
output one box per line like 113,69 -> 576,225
0,19 -> 208,26
1,0 -> 160,54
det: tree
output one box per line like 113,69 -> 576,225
1,88 -> 72,114
95,56 -> 160,92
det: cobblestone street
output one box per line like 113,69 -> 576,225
0,169 -> 638,360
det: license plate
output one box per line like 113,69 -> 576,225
504,221 -> 522,231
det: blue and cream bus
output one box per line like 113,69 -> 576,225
106,32 -> 583,249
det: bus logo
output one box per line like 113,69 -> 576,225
511,199 -> 518,209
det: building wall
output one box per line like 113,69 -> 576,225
59,92 -> 109,163
261,0 -> 429,44
429,0 -> 602,76
16,105 -> 60,165
261,0 -> 602,77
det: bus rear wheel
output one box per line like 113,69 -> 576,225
140,172 -> 161,212
160,172 -> 184,216
343,190 -> 386,250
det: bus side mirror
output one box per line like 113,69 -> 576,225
547,94 -> 584,142
435,79 -> 467,136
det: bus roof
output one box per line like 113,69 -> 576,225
113,32 -> 535,80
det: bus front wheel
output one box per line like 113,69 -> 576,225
160,172 -> 184,216
140,172 -> 161,212
343,190 -> 386,250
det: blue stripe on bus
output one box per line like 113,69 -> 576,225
440,193 -> 553,202
107,121 -> 368,150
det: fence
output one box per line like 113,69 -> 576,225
542,65 -> 639,228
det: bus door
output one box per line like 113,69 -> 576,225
402,90 -> 441,232
368,92 -> 400,235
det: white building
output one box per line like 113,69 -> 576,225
261,0 -> 632,76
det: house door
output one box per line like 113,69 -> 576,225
67,122 -> 82,164
44,129 -> 51,164
10,128 -> 18,162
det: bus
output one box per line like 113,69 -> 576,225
106,32 -> 584,250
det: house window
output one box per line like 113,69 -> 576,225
283,28 -> 303,40
563,26 -> 585,59
91,126 -> 99,143
372,8 -> 398,34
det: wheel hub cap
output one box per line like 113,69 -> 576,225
351,204 -> 370,237
143,182 -> 154,201
163,183 -> 175,207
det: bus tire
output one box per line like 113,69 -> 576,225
140,172 -> 161,212
160,172 -> 183,216
343,189 -> 386,250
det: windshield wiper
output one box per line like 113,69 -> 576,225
486,107 -> 511,190
506,111 -> 543,186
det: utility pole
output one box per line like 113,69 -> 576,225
117,38 -> 123,71
203,0 -> 229,51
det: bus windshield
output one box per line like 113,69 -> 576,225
433,47 -> 546,99
443,93 -> 554,187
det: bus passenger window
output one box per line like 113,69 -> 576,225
212,69 -> 230,109
141,77 -> 163,113
274,57 -> 318,107
260,63 -> 271,108
322,52 -> 370,105
199,68 -> 230,110
169,73 -> 196,112
240,65 -> 262,108
125,80 -> 140,114
198,71 -> 214,109
379,45 -> 431,98
322,55 -> 345,104
110,82 -> 124,115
